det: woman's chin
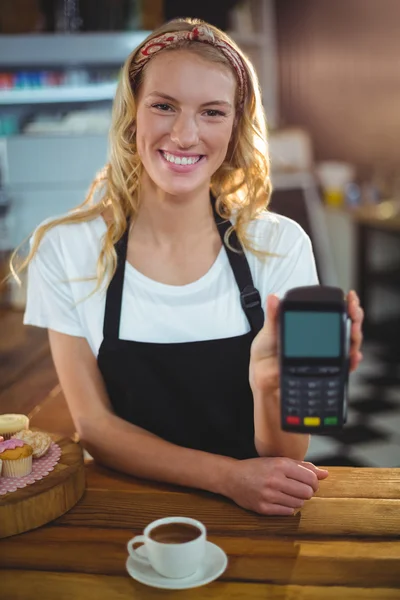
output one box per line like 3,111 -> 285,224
152,176 -> 208,197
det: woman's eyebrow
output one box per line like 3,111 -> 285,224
147,92 -> 232,109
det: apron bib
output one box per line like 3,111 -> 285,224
97,197 -> 264,459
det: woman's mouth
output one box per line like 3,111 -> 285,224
158,150 -> 205,172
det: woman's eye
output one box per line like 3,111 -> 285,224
153,103 -> 172,111
151,105 -> 225,117
204,109 -> 225,117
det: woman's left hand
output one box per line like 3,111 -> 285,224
249,290 -> 364,395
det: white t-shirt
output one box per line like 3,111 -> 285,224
24,212 -> 319,356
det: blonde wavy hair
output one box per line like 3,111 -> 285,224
10,17 -> 272,293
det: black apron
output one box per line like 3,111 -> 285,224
97,199 -> 265,460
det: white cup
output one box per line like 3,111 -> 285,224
127,516 -> 206,579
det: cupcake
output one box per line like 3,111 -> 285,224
0,439 -> 33,477
0,414 -> 29,440
12,430 -> 52,459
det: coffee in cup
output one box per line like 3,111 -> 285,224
127,516 -> 206,579
149,522 -> 202,544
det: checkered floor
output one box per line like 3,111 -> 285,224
305,340 -> 400,467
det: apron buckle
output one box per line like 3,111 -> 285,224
240,285 -> 262,310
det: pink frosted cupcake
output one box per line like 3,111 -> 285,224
0,439 -> 33,477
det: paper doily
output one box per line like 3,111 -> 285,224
0,442 -> 62,495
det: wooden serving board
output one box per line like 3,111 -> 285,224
0,433 -> 85,539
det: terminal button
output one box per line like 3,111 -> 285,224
326,379 -> 341,389
307,380 -> 322,390
304,417 -> 321,426
307,390 -> 321,399
327,398 -> 338,408
286,416 -> 300,425
287,398 -> 301,407
307,399 -> 321,408
287,379 -> 301,388
320,367 -> 340,375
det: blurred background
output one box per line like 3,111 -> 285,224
0,0 -> 399,467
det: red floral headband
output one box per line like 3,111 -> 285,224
134,25 -> 248,111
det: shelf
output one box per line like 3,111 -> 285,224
0,32 -> 151,67
0,82 -> 117,104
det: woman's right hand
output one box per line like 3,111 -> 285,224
223,457 -> 329,515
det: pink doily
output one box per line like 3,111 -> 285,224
0,442 -> 62,495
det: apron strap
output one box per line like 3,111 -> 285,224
212,199 -> 264,335
103,225 -> 129,339
103,195 -> 265,339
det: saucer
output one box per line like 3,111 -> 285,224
125,541 -> 228,590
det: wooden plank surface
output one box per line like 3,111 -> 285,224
84,462 -> 400,499
1,464 -> 400,595
1,527 -> 400,588
0,309 -> 58,418
1,464 -> 400,596
0,353 -> 58,415
2,571 -> 400,600
29,386 -> 76,438
0,310 -> 52,392
53,489 -> 400,538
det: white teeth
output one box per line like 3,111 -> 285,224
162,151 -> 201,166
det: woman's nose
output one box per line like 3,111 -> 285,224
170,113 -> 199,148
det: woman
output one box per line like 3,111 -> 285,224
19,19 -> 363,515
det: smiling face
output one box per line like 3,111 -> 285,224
135,49 -> 237,197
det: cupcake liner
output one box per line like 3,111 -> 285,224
2,431 -> 21,441
0,443 -> 61,494
2,455 -> 33,477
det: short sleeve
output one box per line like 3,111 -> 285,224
271,232 -> 319,298
23,228 -> 84,337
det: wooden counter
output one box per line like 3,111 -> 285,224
1,448 -> 400,599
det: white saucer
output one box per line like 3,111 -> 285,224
125,541 -> 228,590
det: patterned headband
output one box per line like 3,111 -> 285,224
133,25 -> 248,111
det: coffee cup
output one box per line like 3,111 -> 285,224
127,516 -> 206,579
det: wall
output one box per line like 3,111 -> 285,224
4,135 -> 108,248
275,0 -> 400,177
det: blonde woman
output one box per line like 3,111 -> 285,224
20,19 -> 364,515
